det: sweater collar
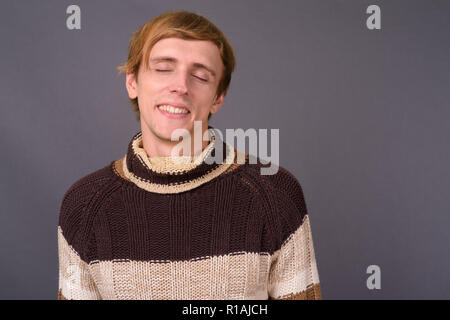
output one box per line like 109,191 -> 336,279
118,127 -> 236,194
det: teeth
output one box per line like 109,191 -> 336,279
158,104 -> 189,114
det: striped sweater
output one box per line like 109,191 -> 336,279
57,129 -> 322,300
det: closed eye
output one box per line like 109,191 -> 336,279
156,69 -> 171,72
193,75 -> 208,82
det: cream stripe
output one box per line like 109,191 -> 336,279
57,227 -> 102,300
268,214 -> 320,299
87,252 -> 271,300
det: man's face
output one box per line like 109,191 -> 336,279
126,37 -> 225,142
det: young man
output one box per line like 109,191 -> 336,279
57,10 -> 322,300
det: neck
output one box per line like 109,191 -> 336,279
141,122 -> 211,158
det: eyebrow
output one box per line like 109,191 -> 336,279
149,56 -> 216,77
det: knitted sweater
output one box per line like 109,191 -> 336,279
57,129 -> 322,300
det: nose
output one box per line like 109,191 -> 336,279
169,70 -> 189,95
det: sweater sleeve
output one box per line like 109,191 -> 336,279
57,172 -> 108,300
265,167 -> 322,300
57,226 -> 101,300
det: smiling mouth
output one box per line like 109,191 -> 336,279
157,104 -> 190,114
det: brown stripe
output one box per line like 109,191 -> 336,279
60,190 -> 278,262
60,167 -> 312,262
112,157 -> 128,181
57,289 -> 67,300
269,283 -> 322,300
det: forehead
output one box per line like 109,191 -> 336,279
148,38 -> 223,69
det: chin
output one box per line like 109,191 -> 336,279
156,125 -> 191,142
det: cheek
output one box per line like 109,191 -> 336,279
137,80 -> 161,104
139,80 -> 159,94
194,85 -> 217,103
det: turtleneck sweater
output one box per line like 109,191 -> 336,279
57,129 -> 322,300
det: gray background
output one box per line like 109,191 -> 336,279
1,0 -> 449,299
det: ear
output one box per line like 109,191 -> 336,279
125,71 -> 138,99
210,93 -> 225,115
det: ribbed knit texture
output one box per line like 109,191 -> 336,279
57,128 -> 322,300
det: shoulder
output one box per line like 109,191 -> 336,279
238,160 -> 310,249
238,159 -> 307,212
58,162 -> 117,249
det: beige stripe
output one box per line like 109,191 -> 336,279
268,214 -> 321,299
57,227 -> 102,300
88,252 -> 271,300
